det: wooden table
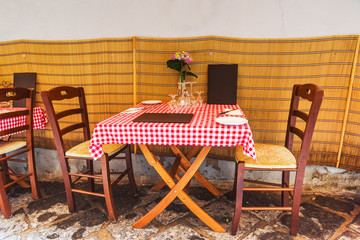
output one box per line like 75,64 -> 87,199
89,103 -> 256,232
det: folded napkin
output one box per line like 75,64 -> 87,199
122,107 -> 144,113
223,109 -> 244,116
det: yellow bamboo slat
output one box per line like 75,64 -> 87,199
132,37 -> 137,105
336,36 -> 360,168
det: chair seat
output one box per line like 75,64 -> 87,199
0,141 -> 27,155
66,140 -> 126,158
235,143 -> 297,169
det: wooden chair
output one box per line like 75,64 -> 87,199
231,84 -> 324,236
40,86 -> 137,221
0,87 -> 40,218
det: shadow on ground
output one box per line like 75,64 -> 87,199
0,181 -> 360,239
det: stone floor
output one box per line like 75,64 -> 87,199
1,181 -> 360,240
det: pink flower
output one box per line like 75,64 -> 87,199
167,51 -> 198,80
172,51 -> 193,64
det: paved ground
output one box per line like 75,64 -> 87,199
1,181 -> 360,240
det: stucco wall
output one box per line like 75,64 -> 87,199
1,0 -> 360,41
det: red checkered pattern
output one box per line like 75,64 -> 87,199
0,107 -> 48,137
32,107 -> 48,129
89,103 -> 257,161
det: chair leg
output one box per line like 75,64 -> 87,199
230,161 -> 238,200
86,159 -> 95,192
60,155 -> 76,213
101,153 -> 118,221
0,172 -> 11,218
282,171 -> 290,207
231,161 -> 245,235
27,148 -> 41,200
125,145 -> 137,195
0,155 -> 10,192
290,170 -> 305,236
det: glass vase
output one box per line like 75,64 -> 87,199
178,82 -> 187,106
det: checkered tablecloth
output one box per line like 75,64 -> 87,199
0,107 -> 48,136
89,103 -> 257,161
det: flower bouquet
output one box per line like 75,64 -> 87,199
167,51 -> 198,82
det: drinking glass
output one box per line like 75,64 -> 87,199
195,91 -> 204,106
168,94 -> 177,109
188,81 -> 196,105
178,82 -> 186,106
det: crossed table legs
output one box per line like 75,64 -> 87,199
132,144 -> 226,232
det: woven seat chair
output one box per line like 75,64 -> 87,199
0,87 -> 40,218
231,84 -> 324,236
41,86 -> 137,221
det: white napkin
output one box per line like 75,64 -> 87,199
122,107 -> 144,113
224,108 -> 243,116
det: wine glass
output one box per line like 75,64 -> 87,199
195,91 -> 204,106
168,94 -> 177,109
188,81 -> 196,105
178,82 -> 186,106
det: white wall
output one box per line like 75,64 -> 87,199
1,0 -> 360,41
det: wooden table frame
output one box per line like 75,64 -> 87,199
132,144 -> 226,232
151,146 -> 223,197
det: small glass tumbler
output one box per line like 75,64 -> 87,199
195,91 -> 204,106
168,94 -> 178,109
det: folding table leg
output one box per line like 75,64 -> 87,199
133,145 -> 225,232
151,154 -> 182,191
151,146 -> 200,191
170,146 -> 223,197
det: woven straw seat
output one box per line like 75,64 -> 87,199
235,144 -> 297,169
0,141 -> 26,155
66,140 -> 125,158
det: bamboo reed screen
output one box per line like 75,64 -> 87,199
0,35 -> 359,170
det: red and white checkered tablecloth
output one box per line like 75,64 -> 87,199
89,103 -> 257,161
0,107 -> 48,137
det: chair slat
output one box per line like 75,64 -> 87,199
0,110 -> 29,120
290,126 -> 305,140
60,123 -> 85,136
47,86 -> 81,101
293,110 -> 308,122
0,125 -> 29,137
56,108 -> 83,120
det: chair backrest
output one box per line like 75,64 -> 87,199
285,84 -> 324,167
207,64 -> 238,105
0,87 -> 34,139
40,86 -> 90,156
13,73 -> 37,107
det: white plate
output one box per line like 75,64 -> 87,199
223,108 -> 243,116
216,117 -> 248,126
141,100 -> 162,105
